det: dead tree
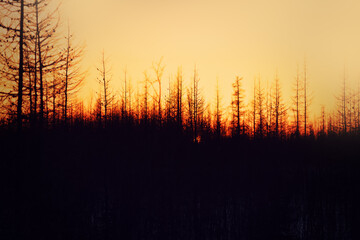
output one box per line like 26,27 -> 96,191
49,65 -> 61,126
256,77 -> 266,138
319,106 -> 326,136
292,65 -> 302,137
32,0 -> 62,126
120,68 -> 128,119
272,72 -> 286,137
97,51 -> 113,127
142,71 -> 150,126
164,75 -> 174,124
337,68 -> 348,134
63,23 -> 84,126
303,61 -> 310,136
0,0 -> 26,130
151,57 -> 165,125
215,78 -> 223,139
252,78 -> 257,138
187,66 -> 204,142
175,67 -> 183,128
231,76 -> 245,137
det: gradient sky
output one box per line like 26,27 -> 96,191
60,0 -> 360,116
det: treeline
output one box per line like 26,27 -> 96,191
1,0 -> 360,141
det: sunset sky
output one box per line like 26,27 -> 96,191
60,0 -> 360,116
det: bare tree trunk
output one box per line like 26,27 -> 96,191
28,59 -> 33,122
129,73 -> 132,117
45,82 -> 49,125
216,79 -> 221,139
304,62 -> 307,136
52,71 -> 56,126
236,79 -> 240,136
275,74 -> 280,137
257,78 -> 264,138
253,79 -> 256,138
232,76 -> 244,137
35,0 -> 45,127
124,69 -> 127,118
143,72 -> 149,126
17,0 -> 25,131
343,70 -> 347,133
101,51 -> 108,126
193,68 -> 197,142
176,67 -> 183,128
356,85 -> 360,134
34,30 -> 38,124
295,67 -> 300,136
152,58 -> 165,126
64,24 -> 70,125
321,106 -> 325,135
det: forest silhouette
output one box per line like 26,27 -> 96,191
1,1 -> 360,239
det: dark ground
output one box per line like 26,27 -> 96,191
0,128 -> 359,239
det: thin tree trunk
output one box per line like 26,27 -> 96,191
296,68 -> 300,136
193,68 -> 197,142
64,24 -> 70,125
34,27 -> 38,124
304,62 -> 307,136
253,79 -> 256,138
102,52 -> 107,126
36,0 -> 44,126
17,0 -> 25,131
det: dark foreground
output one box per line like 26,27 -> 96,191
1,129 -> 359,240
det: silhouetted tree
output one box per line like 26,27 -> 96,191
272,73 -> 287,137
292,66 -> 302,137
97,51 -> 113,127
215,78 -> 223,139
319,105 -> 326,136
164,75 -> 176,125
33,0 -> 62,127
356,83 -> 360,134
251,78 -> 257,138
151,57 -> 165,125
49,65 -> 61,126
63,23 -> 84,126
337,68 -> 348,134
303,61 -> 311,136
266,80 -> 272,136
231,76 -> 245,137
175,67 -> 184,128
120,68 -> 129,119
142,71 -> 150,126
255,77 -> 265,138
187,66 -> 205,142
0,0 -> 26,130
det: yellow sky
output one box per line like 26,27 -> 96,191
59,0 -> 360,116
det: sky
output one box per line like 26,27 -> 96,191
59,0 -> 360,116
